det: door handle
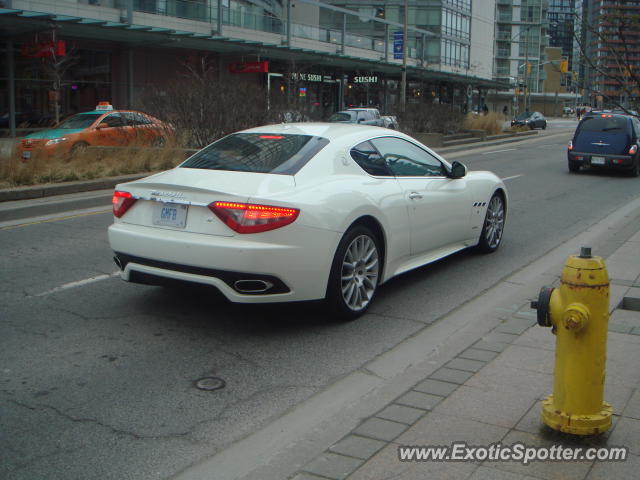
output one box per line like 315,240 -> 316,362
408,192 -> 423,200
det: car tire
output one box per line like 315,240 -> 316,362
326,225 -> 381,320
71,142 -> 89,158
476,192 -> 505,254
627,158 -> 640,177
568,159 -> 581,172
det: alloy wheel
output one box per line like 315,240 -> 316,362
340,234 -> 379,311
484,195 -> 505,249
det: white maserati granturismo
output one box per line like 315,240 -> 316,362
108,123 -> 507,319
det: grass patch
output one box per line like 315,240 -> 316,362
0,146 -> 188,188
463,112 -> 504,136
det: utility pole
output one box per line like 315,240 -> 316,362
400,0 -> 408,112
524,25 -> 529,112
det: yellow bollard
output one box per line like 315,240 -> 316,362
531,247 -> 612,435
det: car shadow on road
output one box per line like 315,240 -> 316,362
130,283 -> 335,334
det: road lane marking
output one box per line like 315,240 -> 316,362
501,174 -> 524,181
481,148 -> 517,155
0,209 -> 111,231
35,271 -> 121,297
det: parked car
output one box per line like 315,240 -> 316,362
382,115 -> 399,129
16,102 -> 173,160
568,113 -> 640,176
328,108 -> 384,127
511,111 -> 547,130
108,123 -> 507,319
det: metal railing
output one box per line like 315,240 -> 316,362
106,0 -> 433,62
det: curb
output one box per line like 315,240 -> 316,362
0,173 -> 147,203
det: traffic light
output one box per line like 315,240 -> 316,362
560,60 -> 568,73
527,63 -> 532,73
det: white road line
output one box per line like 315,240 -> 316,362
481,148 -> 517,155
35,271 -> 120,297
501,174 -> 524,181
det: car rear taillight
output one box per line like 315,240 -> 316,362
630,145 -> 638,155
568,140 -> 573,151
209,201 -> 300,234
112,191 -> 137,218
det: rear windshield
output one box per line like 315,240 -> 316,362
57,113 -> 102,129
329,112 -> 355,122
180,133 -> 329,175
579,116 -> 628,133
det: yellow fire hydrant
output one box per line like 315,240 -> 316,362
531,247 -> 612,435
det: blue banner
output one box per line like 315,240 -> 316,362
393,31 -> 404,60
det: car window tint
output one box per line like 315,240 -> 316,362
136,113 -> 152,125
329,112 -> 354,122
100,113 -> 125,128
371,137 -> 445,177
122,112 -> 138,125
350,141 -> 392,176
180,133 -> 329,175
57,113 -> 102,129
579,116 -> 628,132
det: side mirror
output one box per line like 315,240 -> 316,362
449,160 -> 467,179
96,123 -> 108,130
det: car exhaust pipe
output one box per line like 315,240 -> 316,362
113,255 -> 123,271
233,279 -> 273,294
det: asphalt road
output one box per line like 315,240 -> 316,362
2,120 -> 640,480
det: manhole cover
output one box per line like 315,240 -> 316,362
195,377 -> 226,391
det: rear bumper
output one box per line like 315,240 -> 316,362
568,152 -> 636,170
108,222 -> 341,303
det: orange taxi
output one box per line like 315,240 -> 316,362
17,102 -> 173,160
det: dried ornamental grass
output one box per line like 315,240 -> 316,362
463,112 -> 503,135
0,146 -> 186,188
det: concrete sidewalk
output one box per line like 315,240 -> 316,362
291,221 -> 640,480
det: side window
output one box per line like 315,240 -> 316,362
100,113 -> 125,128
122,112 -> 139,126
135,113 -> 152,125
350,141 -> 392,176
371,137 -> 446,177
633,118 -> 640,138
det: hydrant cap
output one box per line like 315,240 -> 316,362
563,256 -> 609,286
534,286 -> 555,327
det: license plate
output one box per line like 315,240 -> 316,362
591,156 -> 605,165
22,151 -> 31,159
152,202 -> 188,228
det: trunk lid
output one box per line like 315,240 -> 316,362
117,168 -> 296,236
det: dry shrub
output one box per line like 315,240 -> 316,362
463,112 -> 504,135
395,104 -> 465,135
0,146 -> 186,188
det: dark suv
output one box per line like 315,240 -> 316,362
568,113 -> 640,176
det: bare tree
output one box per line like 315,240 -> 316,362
38,39 -> 78,125
574,9 -> 640,115
138,55 -> 271,148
